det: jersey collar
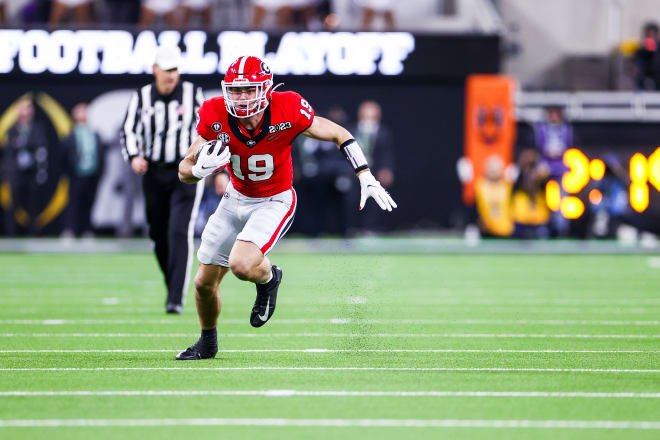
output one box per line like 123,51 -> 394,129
227,106 -> 271,149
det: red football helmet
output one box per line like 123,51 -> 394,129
222,56 -> 274,118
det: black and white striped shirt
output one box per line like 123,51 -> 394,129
121,81 -> 204,165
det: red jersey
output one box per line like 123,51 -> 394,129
196,91 -> 315,197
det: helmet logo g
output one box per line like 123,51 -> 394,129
261,62 -> 271,75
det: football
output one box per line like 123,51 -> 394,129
194,139 -> 226,162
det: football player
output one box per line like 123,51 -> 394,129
176,55 -> 396,360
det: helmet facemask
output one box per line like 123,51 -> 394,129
222,79 -> 273,118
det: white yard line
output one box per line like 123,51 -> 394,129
2,319 -> 660,326
1,367 -> 659,373
2,297 -> 660,305
0,332 -> 658,339
1,349 -> 659,354
1,418 -> 660,429
1,390 -> 659,398
0,349 -> 658,354
3,307 -> 659,315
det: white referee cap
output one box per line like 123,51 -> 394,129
154,45 -> 182,70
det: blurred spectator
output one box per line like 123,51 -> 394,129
292,106 -> 354,236
633,22 -> 660,90
589,153 -> 629,238
252,0 -> 317,30
106,0 -> 141,24
62,103 -> 105,237
0,0 -> 5,25
474,155 -> 514,237
3,98 -> 52,235
140,0 -> 178,27
359,0 -> 395,30
533,105 -> 573,236
195,171 -> 229,237
348,100 -> 395,233
353,101 -> 394,187
534,105 -> 573,178
511,149 -> 550,239
181,0 -> 212,27
20,0 -> 52,23
116,157 -> 143,237
49,0 -> 93,25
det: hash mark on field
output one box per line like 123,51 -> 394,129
648,257 -> 660,268
2,367 -> 660,373
2,418 -> 660,429
2,390 -> 660,398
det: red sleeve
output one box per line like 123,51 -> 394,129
196,99 -> 215,141
289,92 -> 315,136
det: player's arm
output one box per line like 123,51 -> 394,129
178,136 -> 207,183
301,115 -> 353,147
302,116 -> 397,211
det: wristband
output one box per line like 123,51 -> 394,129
340,139 -> 369,173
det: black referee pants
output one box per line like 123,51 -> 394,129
142,165 -> 201,308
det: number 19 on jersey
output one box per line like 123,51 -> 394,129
231,154 -> 274,182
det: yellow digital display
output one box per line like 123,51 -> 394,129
630,153 -> 649,213
562,148 -> 590,194
549,147 -> 660,218
545,179 -> 561,212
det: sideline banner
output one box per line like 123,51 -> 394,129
0,29 -> 498,79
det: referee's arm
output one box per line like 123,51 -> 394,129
120,91 -> 148,174
178,136 -> 208,184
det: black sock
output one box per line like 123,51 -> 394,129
201,328 -> 217,344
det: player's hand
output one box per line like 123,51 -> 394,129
358,170 -> 397,212
131,157 -> 148,175
191,140 -> 230,180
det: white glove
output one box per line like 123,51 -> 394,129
358,171 -> 397,212
191,140 -> 230,180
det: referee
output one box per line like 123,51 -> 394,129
120,45 -> 204,314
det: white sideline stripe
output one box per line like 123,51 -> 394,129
2,418 -> 660,429
1,333 -> 658,339
1,349 -> 659,354
3,307 -> 659,316
3,318 -> 660,326
1,390 -> 660,398
2,367 -> 660,373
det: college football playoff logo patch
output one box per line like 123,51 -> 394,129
211,122 -> 222,132
217,132 -> 230,144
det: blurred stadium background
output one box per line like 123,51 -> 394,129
2,0 -> 660,438
2,0 -> 659,244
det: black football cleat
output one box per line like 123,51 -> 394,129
175,337 -> 218,360
250,265 -> 282,328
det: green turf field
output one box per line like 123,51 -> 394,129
1,251 -> 659,439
